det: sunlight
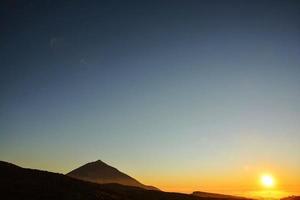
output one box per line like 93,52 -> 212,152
261,174 -> 275,188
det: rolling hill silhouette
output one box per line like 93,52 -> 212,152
193,191 -> 249,199
0,160 -> 216,200
67,160 -> 158,190
281,196 -> 300,200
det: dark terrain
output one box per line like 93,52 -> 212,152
67,160 -> 158,190
0,160 -> 252,200
193,191 -> 249,199
281,196 -> 300,200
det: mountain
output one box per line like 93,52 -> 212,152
0,160 -> 257,200
67,160 -> 159,190
0,160 -> 204,200
281,196 -> 300,200
193,191 -> 249,199
0,160 -> 109,200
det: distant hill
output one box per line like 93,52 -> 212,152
193,191 -> 249,199
66,159 -> 159,190
0,160 -> 209,200
281,196 -> 300,200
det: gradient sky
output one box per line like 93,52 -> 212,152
1,0 -> 300,197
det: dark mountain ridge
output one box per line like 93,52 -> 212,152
67,159 -> 158,190
281,196 -> 300,200
0,160 -> 258,200
0,160 -> 202,200
193,191 -> 249,199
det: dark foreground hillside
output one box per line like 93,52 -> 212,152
0,160 -> 240,200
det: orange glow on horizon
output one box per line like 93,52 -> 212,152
137,168 -> 300,199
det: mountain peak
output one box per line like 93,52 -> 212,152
95,159 -> 104,163
91,159 -> 108,166
66,160 -> 159,191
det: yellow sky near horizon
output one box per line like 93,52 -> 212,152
136,164 -> 300,199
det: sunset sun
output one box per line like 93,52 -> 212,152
261,174 -> 275,188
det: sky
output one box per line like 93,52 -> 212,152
0,0 -> 300,198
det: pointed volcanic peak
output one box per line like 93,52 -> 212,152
66,160 -> 159,190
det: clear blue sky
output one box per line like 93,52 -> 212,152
0,0 -> 299,195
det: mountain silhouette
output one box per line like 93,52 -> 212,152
67,160 -> 159,190
0,160 -> 259,200
281,196 -> 300,200
0,160 -> 207,200
193,191 -> 249,199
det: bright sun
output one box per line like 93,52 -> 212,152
261,174 -> 275,188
